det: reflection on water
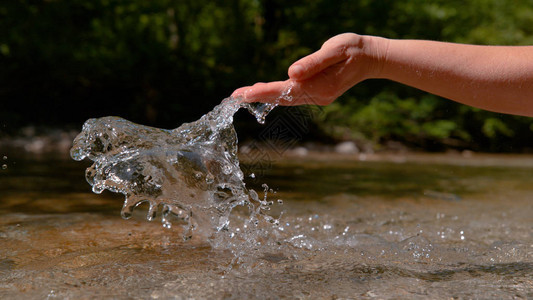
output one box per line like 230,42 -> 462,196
1,152 -> 533,298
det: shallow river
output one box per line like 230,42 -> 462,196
1,152 -> 532,299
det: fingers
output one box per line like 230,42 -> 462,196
245,81 -> 290,103
232,81 -> 292,104
288,42 -> 348,81
232,80 -> 320,106
231,86 -> 250,98
232,79 -> 338,107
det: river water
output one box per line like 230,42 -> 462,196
1,150 -> 532,299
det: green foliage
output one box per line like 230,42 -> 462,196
319,92 -> 470,149
1,0 -> 533,151
0,0 -> 263,127
482,118 -> 514,138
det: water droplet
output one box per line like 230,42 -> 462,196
222,164 -> 232,175
92,184 -> 104,194
2,156 -> 7,160
249,173 -> 255,178
1,164 -> 7,170
121,210 -> 132,219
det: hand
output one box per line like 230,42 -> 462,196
232,33 -> 386,106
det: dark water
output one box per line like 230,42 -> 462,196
1,152 -> 533,299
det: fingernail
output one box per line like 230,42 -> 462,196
289,65 -> 304,78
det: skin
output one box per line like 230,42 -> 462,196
232,33 -> 533,117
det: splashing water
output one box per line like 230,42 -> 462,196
71,92 -> 291,242
241,85 -> 293,124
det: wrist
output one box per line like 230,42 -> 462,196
361,35 -> 390,80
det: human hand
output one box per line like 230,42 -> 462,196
232,33 -> 386,106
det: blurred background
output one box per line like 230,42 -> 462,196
1,0 -> 533,153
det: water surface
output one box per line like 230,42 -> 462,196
1,151 -> 532,299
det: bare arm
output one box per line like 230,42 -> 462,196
380,38 -> 533,116
232,33 -> 533,116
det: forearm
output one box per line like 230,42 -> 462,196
374,37 -> 533,116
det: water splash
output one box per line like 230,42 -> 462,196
70,93 -> 290,242
240,85 -> 293,124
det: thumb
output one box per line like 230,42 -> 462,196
288,45 -> 347,81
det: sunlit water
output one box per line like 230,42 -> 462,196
68,95 -> 298,266
70,97 -> 277,241
1,97 -> 533,297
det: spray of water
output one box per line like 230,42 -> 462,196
70,92 -> 291,243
